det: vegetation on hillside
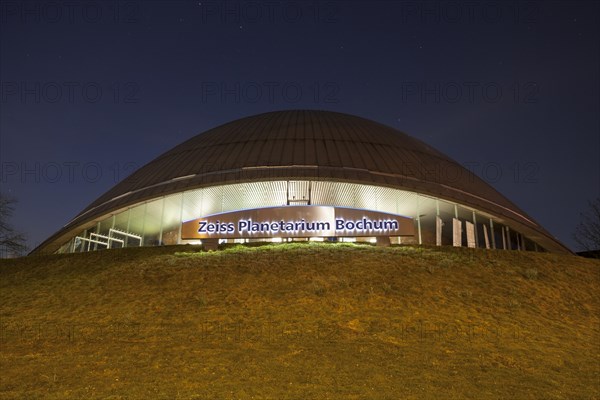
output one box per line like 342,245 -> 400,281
1,243 -> 598,399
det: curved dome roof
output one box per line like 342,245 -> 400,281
34,110 -> 570,254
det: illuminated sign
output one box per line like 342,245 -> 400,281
181,206 -> 414,239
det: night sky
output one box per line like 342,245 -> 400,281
1,0 -> 598,252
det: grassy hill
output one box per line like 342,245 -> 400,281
1,243 -> 599,399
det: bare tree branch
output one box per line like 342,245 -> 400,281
0,193 -> 28,257
573,198 -> 600,252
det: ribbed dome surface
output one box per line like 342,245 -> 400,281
35,110 -> 569,254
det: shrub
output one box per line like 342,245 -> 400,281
524,268 -> 539,280
382,282 -> 393,294
311,282 -> 326,297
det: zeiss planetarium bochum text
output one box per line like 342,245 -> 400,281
31,110 -> 570,255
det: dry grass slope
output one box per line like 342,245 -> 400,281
1,243 -> 599,399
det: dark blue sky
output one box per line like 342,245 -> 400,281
1,0 -> 598,251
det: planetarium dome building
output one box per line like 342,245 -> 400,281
32,110 -> 570,254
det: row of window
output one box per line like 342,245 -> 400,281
56,181 -> 542,253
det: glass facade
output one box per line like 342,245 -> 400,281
60,180 -> 545,253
